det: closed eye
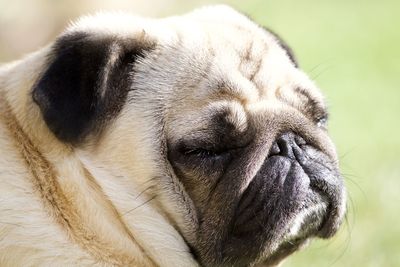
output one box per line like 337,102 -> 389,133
315,112 -> 328,128
182,147 -> 229,159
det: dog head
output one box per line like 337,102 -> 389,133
32,6 -> 346,267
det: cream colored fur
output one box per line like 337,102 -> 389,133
0,5 -> 336,267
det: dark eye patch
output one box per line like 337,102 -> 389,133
169,109 -> 253,170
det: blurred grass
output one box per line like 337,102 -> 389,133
1,0 -> 399,266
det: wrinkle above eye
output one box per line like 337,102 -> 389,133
278,86 -> 328,125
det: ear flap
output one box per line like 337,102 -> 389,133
32,32 -> 155,143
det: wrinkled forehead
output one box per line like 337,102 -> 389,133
167,12 -> 321,103
175,15 -> 298,96
164,21 -> 324,135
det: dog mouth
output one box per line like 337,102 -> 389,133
253,192 -> 329,267
231,132 -> 346,265
168,131 -> 346,267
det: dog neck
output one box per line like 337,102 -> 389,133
0,53 -> 158,266
0,50 -> 197,267
0,92 -> 159,266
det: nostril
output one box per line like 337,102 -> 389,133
268,133 -> 306,159
268,132 -> 301,159
268,142 -> 280,156
294,135 -> 306,146
277,136 -> 295,159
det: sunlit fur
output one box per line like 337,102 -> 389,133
0,5 -> 344,266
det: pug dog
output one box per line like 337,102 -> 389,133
0,5 -> 346,267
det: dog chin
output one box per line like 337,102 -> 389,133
265,201 -> 329,262
252,203 -> 327,267
246,195 -> 329,267
285,197 -> 328,240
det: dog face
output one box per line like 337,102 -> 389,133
31,6 -> 346,267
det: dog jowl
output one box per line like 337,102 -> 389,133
0,5 -> 346,267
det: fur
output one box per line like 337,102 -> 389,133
0,6 -> 345,267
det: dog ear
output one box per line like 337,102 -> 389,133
32,32 -> 155,143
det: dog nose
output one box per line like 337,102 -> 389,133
268,132 -> 306,159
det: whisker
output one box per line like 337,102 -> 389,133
306,59 -> 334,76
134,184 -> 155,201
0,221 -> 23,227
121,195 -> 157,217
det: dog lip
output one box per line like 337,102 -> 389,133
292,143 -> 346,239
312,180 -> 346,239
254,238 -> 311,267
233,155 -> 318,237
233,156 -> 295,232
284,197 -> 328,239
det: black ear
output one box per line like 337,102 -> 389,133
32,32 -> 155,143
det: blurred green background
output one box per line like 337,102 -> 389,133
1,0 -> 399,266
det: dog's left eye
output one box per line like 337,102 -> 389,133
316,114 -> 328,128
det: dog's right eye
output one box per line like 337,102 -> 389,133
177,141 -> 233,162
169,141 -> 237,177
182,147 -> 231,161
183,148 -> 219,157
